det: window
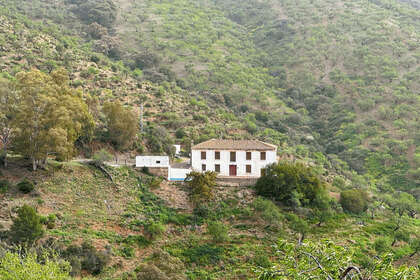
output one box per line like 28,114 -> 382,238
246,152 -> 252,160
246,165 -> 252,173
215,151 -> 220,160
260,152 -> 266,160
215,164 -> 220,173
156,160 -> 161,164
230,151 -> 236,162
201,151 -> 206,160
202,164 -> 206,171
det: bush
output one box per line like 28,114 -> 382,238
17,179 -> 34,194
207,221 -> 229,243
136,249 -> 186,280
340,189 -> 369,214
0,179 -> 10,193
144,221 -> 165,241
40,214 -> 57,229
252,197 -> 283,225
10,204 -> 44,245
63,241 -> 110,276
256,162 -> 328,209
185,171 -> 217,205
374,237 -> 391,254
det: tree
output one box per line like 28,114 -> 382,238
339,189 -> 369,214
0,78 -> 17,168
185,171 -> 217,205
103,101 -> 137,150
256,162 -> 328,208
13,69 -> 94,170
0,251 -> 71,280
10,204 -> 44,245
257,240 -> 419,280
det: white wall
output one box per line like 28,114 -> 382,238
136,156 -> 169,168
191,149 -> 277,177
169,168 -> 191,181
173,145 -> 181,155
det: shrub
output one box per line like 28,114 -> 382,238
340,189 -> 369,214
0,251 -> 71,280
374,237 -> 391,254
63,241 -> 110,276
253,252 -> 272,268
252,197 -> 283,225
10,204 -> 44,245
40,214 -> 57,229
185,171 -> 217,205
17,179 -> 34,194
207,221 -> 229,243
144,221 -> 165,241
136,249 -> 186,280
149,177 -> 162,189
119,245 -> 135,259
0,179 -> 10,193
256,162 -> 328,209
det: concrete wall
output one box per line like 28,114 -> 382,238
169,168 -> 191,181
136,156 -> 169,168
191,149 -> 277,177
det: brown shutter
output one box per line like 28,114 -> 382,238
215,164 -> 220,173
260,152 -> 266,160
246,165 -> 251,173
215,151 -> 220,160
246,152 -> 252,160
230,151 -> 236,162
201,151 -> 206,160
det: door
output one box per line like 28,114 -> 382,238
229,165 -> 237,176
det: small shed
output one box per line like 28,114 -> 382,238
136,156 -> 169,168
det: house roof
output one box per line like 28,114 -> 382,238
192,139 -> 277,151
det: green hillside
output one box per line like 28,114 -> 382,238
0,0 -> 420,278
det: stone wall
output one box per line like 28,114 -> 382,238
148,167 -> 169,178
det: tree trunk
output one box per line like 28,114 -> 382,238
3,145 -> 7,168
392,239 -> 396,246
32,158 -> 37,171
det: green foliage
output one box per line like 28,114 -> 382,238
257,240 -> 419,279
72,0 -> 117,28
10,204 -> 44,245
374,237 -> 392,254
63,241 -> 110,276
0,251 -> 71,280
144,221 -> 166,241
136,249 -> 186,280
256,162 -> 328,208
0,179 -> 10,193
252,197 -> 283,225
103,101 -> 137,150
13,69 -> 94,170
207,221 -> 229,243
340,189 -> 369,214
17,179 -> 34,194
185,171 -> 217,205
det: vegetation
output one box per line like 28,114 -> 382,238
10,204 -> 44,245
0,251 -> 71,280
0,0 -> 419,278
185,171 -> 217,205
258,239 -> 418,279
340,189 -> 370,214
256,162 -> 328,209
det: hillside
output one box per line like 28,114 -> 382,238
1,159 -> 419,279
1,0 -> 419,192
0,0 -> 420,278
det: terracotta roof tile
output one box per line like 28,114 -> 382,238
192,139 -> 277,151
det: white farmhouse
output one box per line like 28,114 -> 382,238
191,139 -> 277,177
